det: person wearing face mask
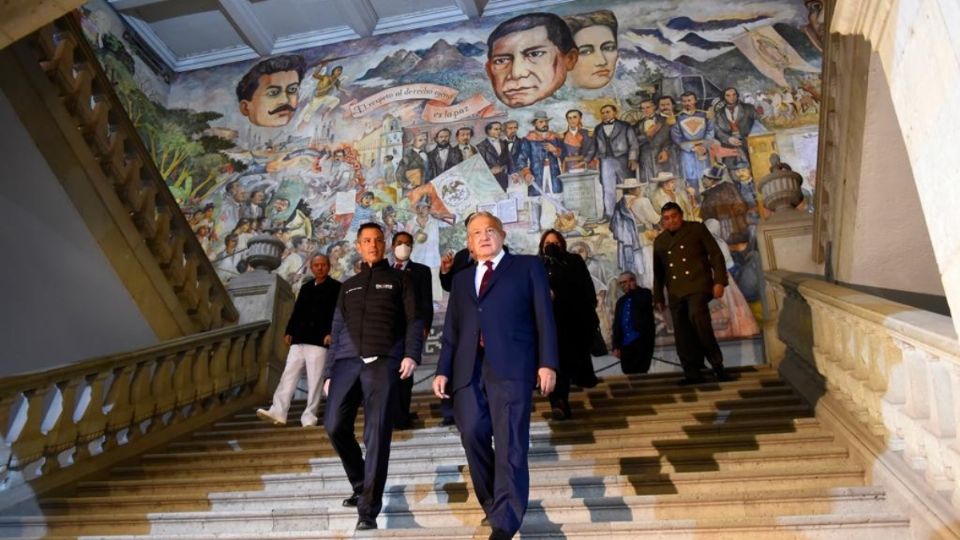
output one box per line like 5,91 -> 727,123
537,229 -> 599,420
389,231 -> 434,429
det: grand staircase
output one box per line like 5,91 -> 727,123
0,366 -> 912,539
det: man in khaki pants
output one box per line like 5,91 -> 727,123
257,253 -> 341,426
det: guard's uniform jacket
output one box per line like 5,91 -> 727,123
324,259 -> 423,378
652,220 -> 728,303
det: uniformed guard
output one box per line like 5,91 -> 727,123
652,201 -> 735,385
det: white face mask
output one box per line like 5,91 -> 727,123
394,244 -> 412,261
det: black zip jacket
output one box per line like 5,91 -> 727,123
284,277 -> 341,346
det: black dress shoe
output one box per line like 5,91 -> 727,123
440,416 -> 456,427
677,376 -> 706,386
342,493 -> 359,507
550,400 -> 572,420
356,518 -> 377,530
489,528 -> 513,540
713,367 -> 735,382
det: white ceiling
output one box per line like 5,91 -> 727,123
108,0 -> 577,73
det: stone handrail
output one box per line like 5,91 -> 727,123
0,320 -> 270,509
22,13 -> 237,331
765,270 -> 960,514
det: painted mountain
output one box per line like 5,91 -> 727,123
358,48 -> 421,81
398,39 -> 486,86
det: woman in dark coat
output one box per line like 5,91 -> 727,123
538,229 -> 599,420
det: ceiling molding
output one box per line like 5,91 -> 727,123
271,26 -> 361,54
335,0 -> 377,37
123,13 -> 258,72
107,0 -> 169,11
482,0 -> 576,17
374,5 -> 467,35
452,0 -> 484,19
217,0 -> 275,55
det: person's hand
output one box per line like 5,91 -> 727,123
693,144 -> 707,157
440,252 -> 454,274
713,284 -> 725,299
628,160 -> 638,171
544,142 -> 560,156
399,357 -> 417,379
728,137 -> 742,146
491,165 -> 503,174
323,335 -> 332,346
655,301 -> 665,312
686,186 -> 697,197
657,150 -> 669,163
612,348 -> 621,358
537,367 -> 556,396
284,334 -> 293,346
433,375 -> 450,399
323,378 -> 331,397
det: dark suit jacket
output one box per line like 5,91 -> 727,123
714,103 -> 758,147
589,119 -> 638,161
612,287 -> 655,349
428,145 -> 460,177
396,147 -> 433,183
652,221 -> 728,304
476,138 -> 511,190
439,248 -> 473,292
398,259 -> 434,329
504,137 -> 529,173
437,252 -> 559,393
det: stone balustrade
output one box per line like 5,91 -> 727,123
23,13 -> 237,331
766,270 -> 960,513
0,320 -> 270,509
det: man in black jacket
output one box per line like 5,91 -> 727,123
257,253 -> 340,426
322,223 -> 423,531
612,271 -> 655,374
389,231 -> 433,429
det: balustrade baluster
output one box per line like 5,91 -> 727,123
74,370 -> 110,461
40,377 -> 83,475
104,364 -> 135,447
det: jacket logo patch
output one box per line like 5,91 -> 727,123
346,286 -> 364,294
375,283 -> 394,290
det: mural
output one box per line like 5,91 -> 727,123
81,0 -> 823,355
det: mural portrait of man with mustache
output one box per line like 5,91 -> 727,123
236,54 -> 306,128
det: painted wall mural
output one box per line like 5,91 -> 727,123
81,0 -> 823,354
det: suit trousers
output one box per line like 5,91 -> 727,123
669,293 -> 724,377
266,344 -> 326,426
454,353 -> 534,535
599,156 -> 631,219
324,356 -> 399,520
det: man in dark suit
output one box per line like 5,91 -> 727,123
588,103 -> 638,220
502,119 -> 529,174
612,271 -> 655,374
396,132 -> 433,185
427,128 -> 460,177
476,121 -> 512,190
636,97 -> 674,182
652,202 -> 734,385
322,223 -> 423,531
433,211 -> 558,540
389,231 -> 434,429
713,87 -> 758,170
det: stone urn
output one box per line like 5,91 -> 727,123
244,233 -> 285,272
757,168 -> 804,212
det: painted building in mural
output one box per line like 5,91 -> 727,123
80,0 -> 823,354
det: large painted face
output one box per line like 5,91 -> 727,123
238,70 -> 301,127
486,25 -> 578,108
468,215 -> 505,261
570,25 -> 618,89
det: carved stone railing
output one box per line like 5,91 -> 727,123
0,320 -> 270,511
765,271 -> 960,534
19,13 -> 237,331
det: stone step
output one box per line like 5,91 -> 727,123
111,440 -> 847,484
169,413 -> 833,455
42,477 -> 883,524
75,458 -> 865,498
218,378 -> 793,429
242,375 -> 792,420
193,404 -> 815,448
149,402 -> 812,464
0,503 -> 906,538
